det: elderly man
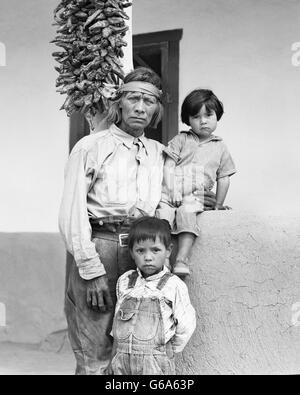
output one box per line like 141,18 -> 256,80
59,67 -> 167,375
59,67 -> 217,375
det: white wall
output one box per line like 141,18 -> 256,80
1,0 -> 299,232
0,0 -> 68,232
134,0 -> 300,216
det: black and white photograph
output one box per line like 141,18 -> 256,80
0,0 -> 299,377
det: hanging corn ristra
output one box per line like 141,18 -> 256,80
51,0 -> 132,118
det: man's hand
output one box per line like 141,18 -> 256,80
86,275 -> 113,313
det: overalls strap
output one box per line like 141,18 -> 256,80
127,270 -> 139,289
156,272 -> 173,290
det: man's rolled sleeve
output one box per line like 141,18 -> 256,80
78,257 -> 106,280
58,147 -> 106,279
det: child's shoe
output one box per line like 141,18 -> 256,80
172,259 -> 190,277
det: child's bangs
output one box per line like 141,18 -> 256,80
203,99 -> 218,114
190,99 -> 216,116
189,100 -> 204,117
128,217 -> 171,250
134,231 -> 167,246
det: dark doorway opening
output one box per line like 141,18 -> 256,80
133,29 -> 182,145
133,43 -> 162,142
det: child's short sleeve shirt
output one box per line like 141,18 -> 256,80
164,130 -> 236,190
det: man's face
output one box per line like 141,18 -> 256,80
119,91 -> 158,137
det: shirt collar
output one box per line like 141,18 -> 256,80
136,265 -> 169,282
137,134 -> 151,155
109,123 -> 135,149
181,129 -> 223,142
110,123 -> 150,154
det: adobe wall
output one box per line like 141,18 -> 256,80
176,211 -> 300,375
0,233 -> 66,344
1,211 -> 299,374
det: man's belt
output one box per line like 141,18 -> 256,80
90,216 -> 136,247
90,215 -> 135,227
92,230 -> 129,247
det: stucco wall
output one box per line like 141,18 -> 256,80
176,211 -> 300,375
0,233 -> 66,344
1,212 -> 300,374
0,0 -> 68,232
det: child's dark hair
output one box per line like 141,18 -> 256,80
128,217 -> 171,250
181,89 -> 224,125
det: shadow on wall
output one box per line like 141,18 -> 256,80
1,211 -> 300,374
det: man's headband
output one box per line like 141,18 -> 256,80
118,81 -> 162,101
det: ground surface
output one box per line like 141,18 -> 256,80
0,342 -> 75,375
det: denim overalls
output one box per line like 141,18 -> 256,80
111,270 -> 176,375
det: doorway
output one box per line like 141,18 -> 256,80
133,29 -> 182,144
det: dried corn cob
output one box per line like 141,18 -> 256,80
52,0 -> 132,117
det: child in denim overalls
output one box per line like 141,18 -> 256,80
109,217 -> 196,375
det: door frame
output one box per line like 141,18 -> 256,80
133,29 -> 183,144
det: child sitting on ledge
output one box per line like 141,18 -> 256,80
157,89 -> 236,278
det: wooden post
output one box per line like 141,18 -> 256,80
122,4 -> 133,75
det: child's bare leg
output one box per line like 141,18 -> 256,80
172,203 -> 200,278
173,232 -> 196,277
177,232 -> 196,261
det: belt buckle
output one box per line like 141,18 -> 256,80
119,233 -> 129,247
